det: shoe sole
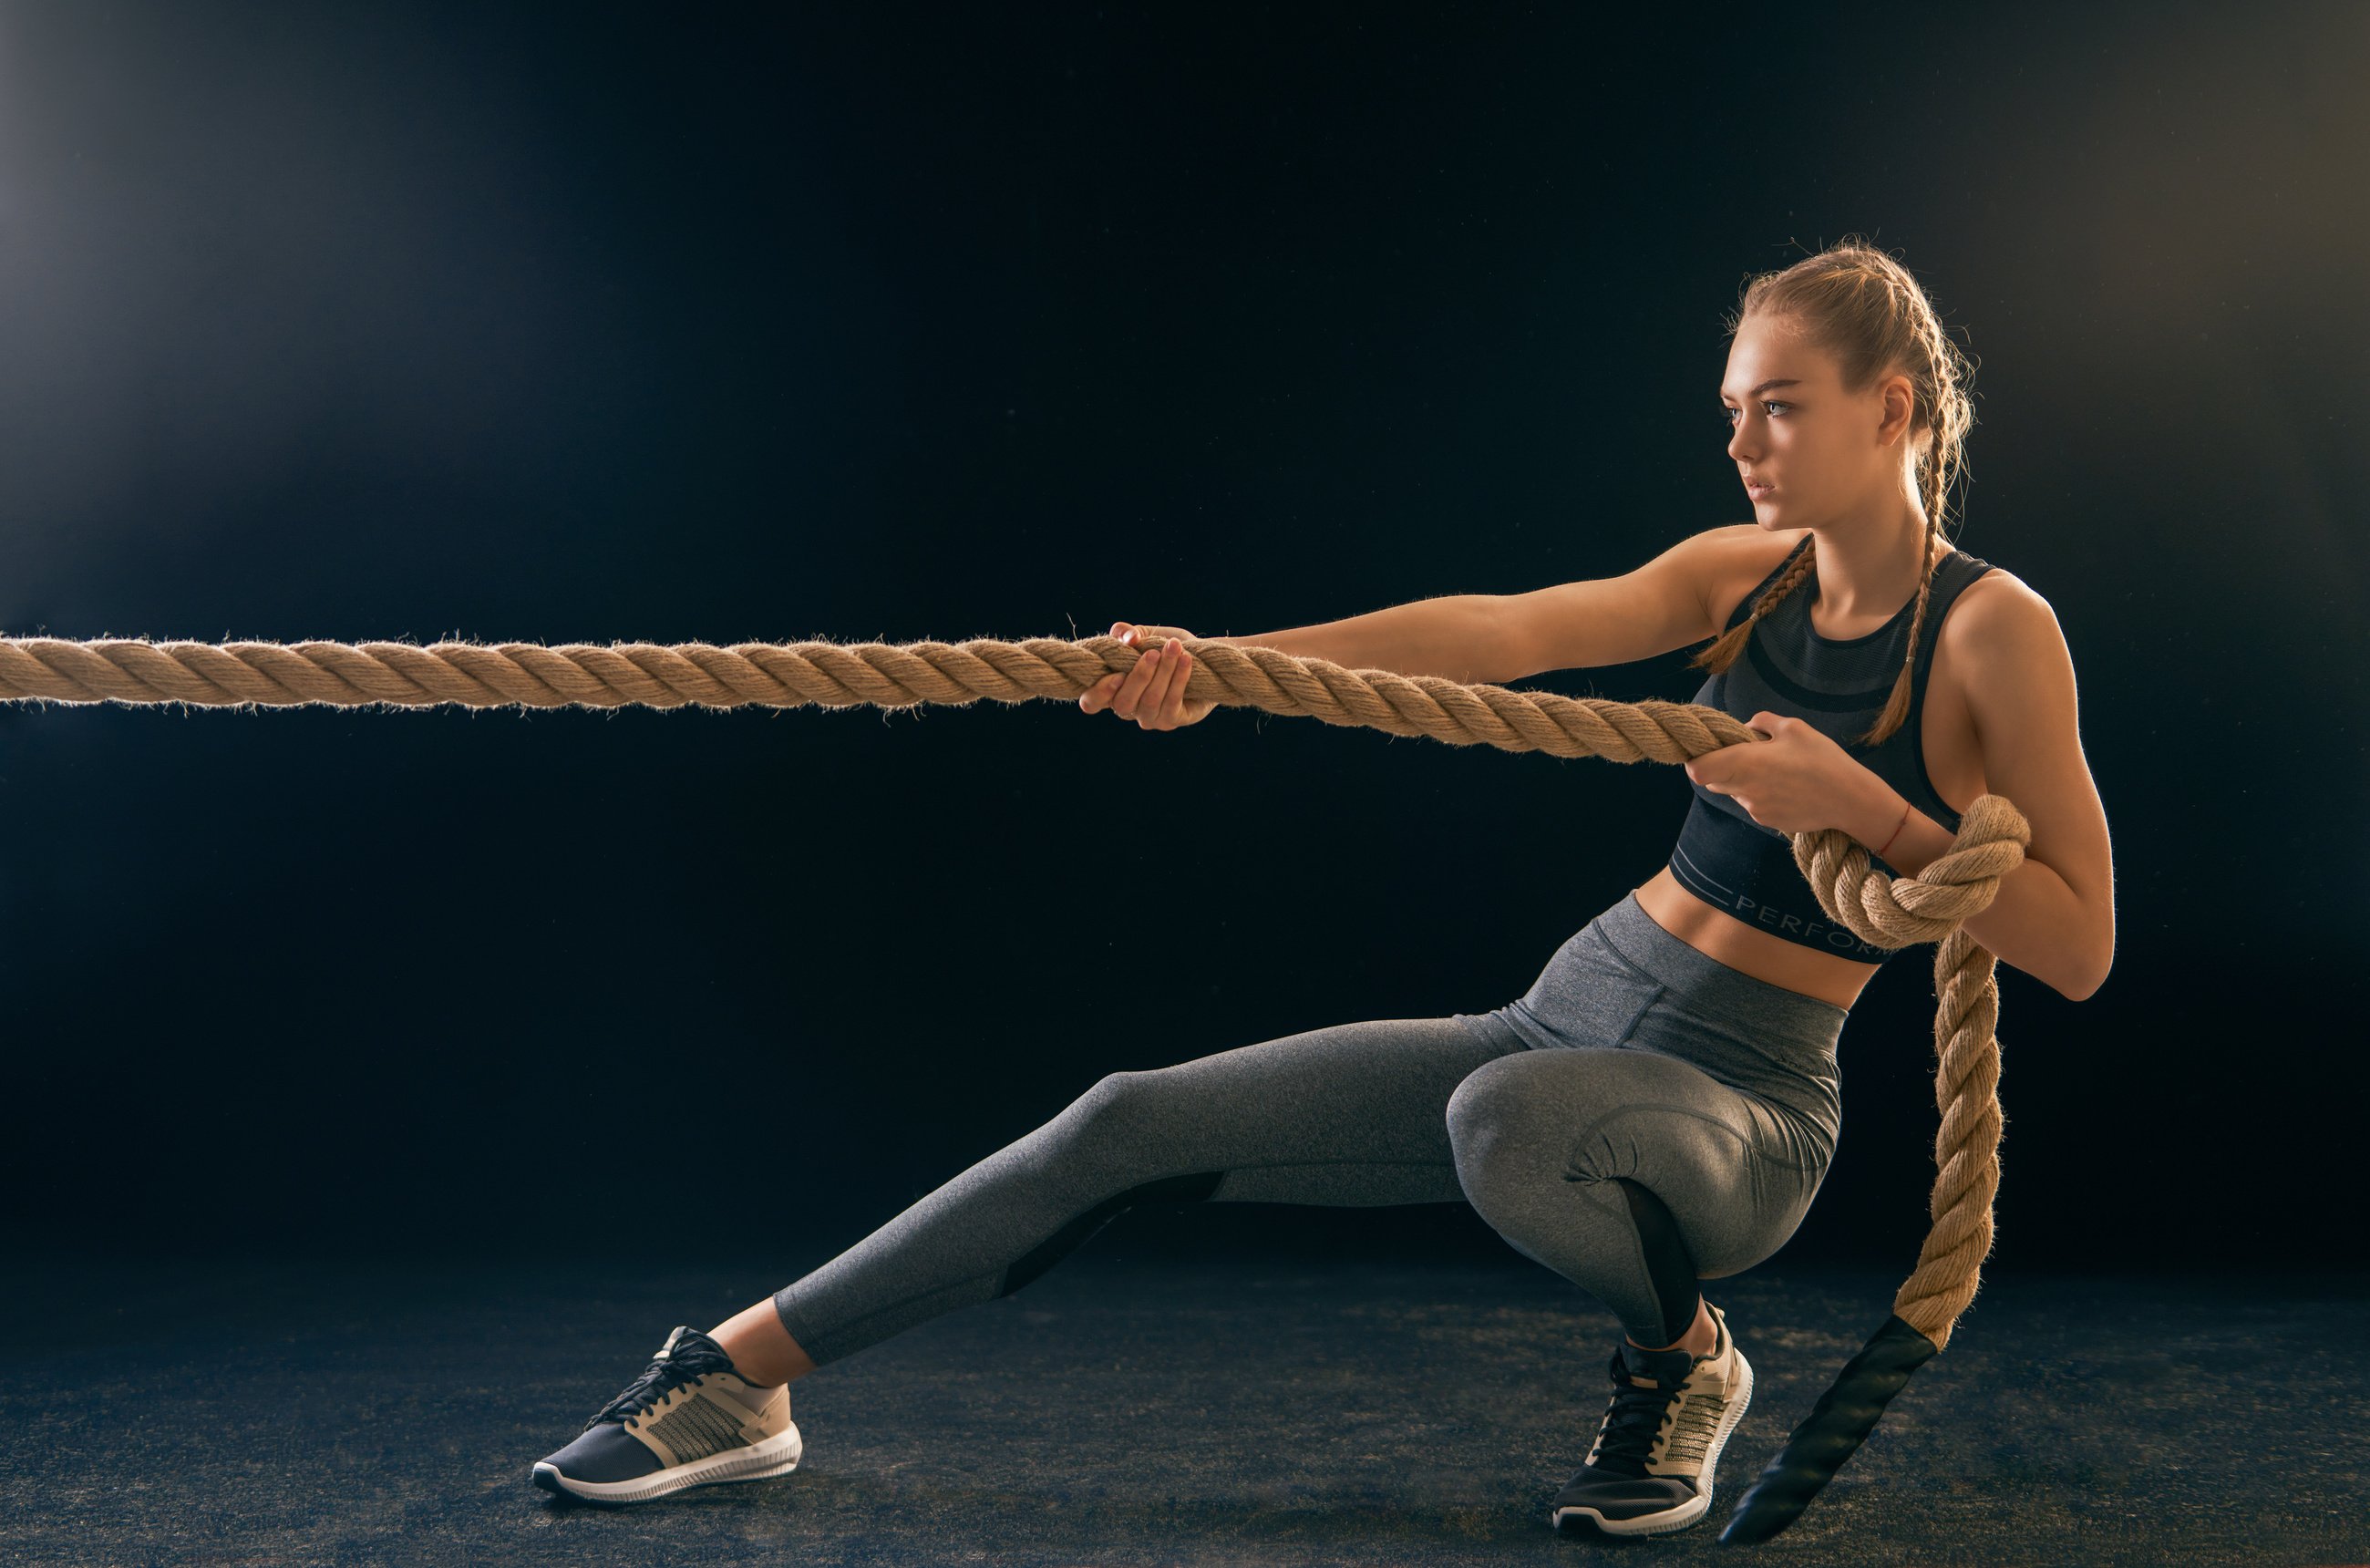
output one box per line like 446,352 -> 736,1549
1551,1345 -> 1755,1538
532,1422 -> 804,1505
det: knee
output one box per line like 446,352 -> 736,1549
1066,1068 -> 1146,1125
1444,1056 -> 1515,1155
1447,1055 -> 1683,1198
1050,1068 -> 1171,1166
1445,1057 -> 1561,1198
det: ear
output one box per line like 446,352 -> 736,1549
1874,370 -> 1917,453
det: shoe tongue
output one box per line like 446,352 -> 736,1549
1617,1340 -> 1695,1387
657,1325 -> 732,1372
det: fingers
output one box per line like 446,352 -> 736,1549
1149,640 -> 1193,727
1118,639 -> 1178,723
1077,624 -> 1194,727
1110,632 -> 1160,718
1080,623 -> 1136,713
1080,624 -> 1149,716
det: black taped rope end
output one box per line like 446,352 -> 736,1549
1717,1313 -> 1941,1545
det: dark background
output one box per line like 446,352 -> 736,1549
3,2 -> 2364,1280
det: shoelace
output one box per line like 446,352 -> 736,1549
584,1330 -> 739,1432
1588,1349 -> 1684,1478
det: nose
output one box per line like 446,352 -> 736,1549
1726,418 -> 1757,464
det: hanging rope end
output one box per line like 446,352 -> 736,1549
1716,1313 -> 1941,1545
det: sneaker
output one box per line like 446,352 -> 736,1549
1549,1298 -> 1754,1537
531,1325 -> 803,1504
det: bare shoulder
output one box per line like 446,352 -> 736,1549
1690,523 -> 1813,634
1936,563 -> 2061,664
1931,562 -> 2087,732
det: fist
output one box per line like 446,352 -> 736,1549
1077,622 -> 1220,731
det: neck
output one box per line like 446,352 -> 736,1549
1802,504 -> 1939,626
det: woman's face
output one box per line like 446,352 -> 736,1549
1720,312 -> 1913,531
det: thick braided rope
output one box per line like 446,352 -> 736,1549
0,629 -> 2025,1347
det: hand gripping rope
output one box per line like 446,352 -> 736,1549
0,627 -> 2029,1544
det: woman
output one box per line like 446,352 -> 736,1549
528,239 -> 2116,1540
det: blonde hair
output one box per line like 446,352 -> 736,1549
1687,238 -> 1980,746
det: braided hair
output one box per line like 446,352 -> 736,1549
1686,238 -> 1979,747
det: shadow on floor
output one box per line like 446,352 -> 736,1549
5,1243 -> 2365,1566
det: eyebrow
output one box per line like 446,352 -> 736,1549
1720,377 -> 1805,400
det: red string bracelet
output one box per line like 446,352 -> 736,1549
1874,796 -> 1912,861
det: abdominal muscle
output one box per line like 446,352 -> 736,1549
1632,866 -> 1881,1012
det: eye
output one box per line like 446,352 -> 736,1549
1720,401 -> 1792,425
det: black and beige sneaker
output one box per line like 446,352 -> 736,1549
1549,1298 -> 1753,1537
531,1325 -> 803,1504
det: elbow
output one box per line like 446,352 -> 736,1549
2057,942 -> 2114,1003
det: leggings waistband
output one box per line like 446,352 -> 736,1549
1594,890 -> 1850,1044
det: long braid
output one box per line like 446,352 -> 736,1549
1685,533 -> 1817,677
1856,286 -> 1964,747
1752,533 -> 1819,629
1856,508 -> 1938,747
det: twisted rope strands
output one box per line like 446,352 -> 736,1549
0,628 -> 2026,1352
0,632 -> 1760,757
1790,796 -> 2027,1348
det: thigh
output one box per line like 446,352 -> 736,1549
1069,1015 -> 1519,1188
1448,1045 -> 1826,1278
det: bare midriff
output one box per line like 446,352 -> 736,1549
1632,867 -> 1881,1012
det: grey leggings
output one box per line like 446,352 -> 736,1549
773,890 -> 1849,1360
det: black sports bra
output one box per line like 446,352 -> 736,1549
1666,541 -> 1996,964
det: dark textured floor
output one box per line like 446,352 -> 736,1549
5,1243 -> 2366,1567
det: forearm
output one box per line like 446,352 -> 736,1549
1211,593 -> 1522,686
1841,779 -> 2107,1001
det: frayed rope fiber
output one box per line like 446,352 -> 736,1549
0,627 -> 2027,1540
